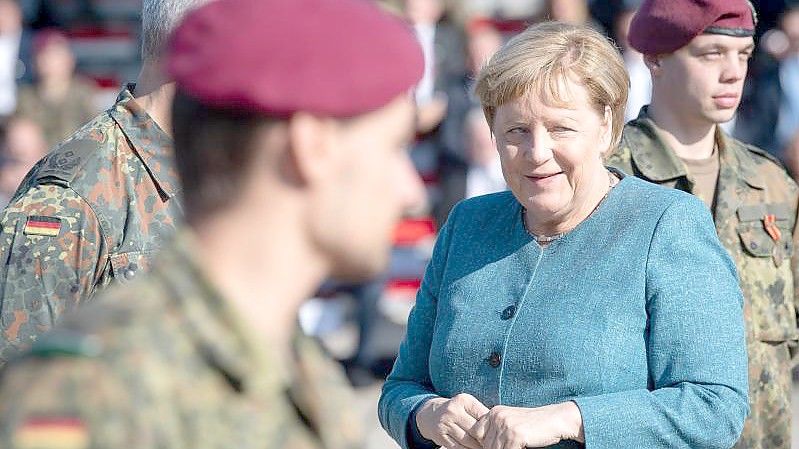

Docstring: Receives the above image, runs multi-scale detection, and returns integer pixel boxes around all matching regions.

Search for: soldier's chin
[708,109,737,125]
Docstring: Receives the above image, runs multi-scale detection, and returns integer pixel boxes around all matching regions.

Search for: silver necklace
[524,170,619,245]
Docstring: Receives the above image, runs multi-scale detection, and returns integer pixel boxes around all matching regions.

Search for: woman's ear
[600,105,613,155]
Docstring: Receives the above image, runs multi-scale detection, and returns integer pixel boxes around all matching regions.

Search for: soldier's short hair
[474,21,629,150]
[171,91,275,223]
[141,0,209,61]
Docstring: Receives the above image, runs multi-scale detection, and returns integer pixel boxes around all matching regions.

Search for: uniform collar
[625,106,688,181]
[717,129,766,189]
[154,231,287,397]
[108,84,179,200]
[626,106,765,189]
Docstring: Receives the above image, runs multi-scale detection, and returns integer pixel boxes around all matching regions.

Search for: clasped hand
[415,393,584,449]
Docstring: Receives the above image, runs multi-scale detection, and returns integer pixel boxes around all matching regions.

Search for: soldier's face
[315,95,423,281]
[492,77,612,231]
[653,34,754,125]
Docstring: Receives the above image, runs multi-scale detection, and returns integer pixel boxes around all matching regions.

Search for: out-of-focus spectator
[752,0,789,42]
[404,0,464,134]
[463,107,505,198]
[784,128,799,178]
[544,0,593,26]
[736,2,799,159]
[775,4,799,155]
[342,0,463,388]
[0,116,46,206]
[15,29,97,147]
[0,0,32,120]
[614,1,651,122]
[434,18,502,225]
[465,18,504,74]
[450,0,544,23]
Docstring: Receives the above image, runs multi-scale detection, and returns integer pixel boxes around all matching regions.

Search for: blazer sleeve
[791,196,799,365]
[573,194,750,449]
[378,204,457,449]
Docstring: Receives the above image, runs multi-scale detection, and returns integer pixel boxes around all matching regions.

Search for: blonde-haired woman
[378,22,748,449]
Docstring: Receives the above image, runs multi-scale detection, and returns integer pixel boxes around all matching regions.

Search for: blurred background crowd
[2,0,799,445]
[3,0,799,212]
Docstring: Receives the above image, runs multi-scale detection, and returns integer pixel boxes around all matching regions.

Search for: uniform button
[750,241,758,250]
[501,305,517,320]
[124,266,137,280]
[487,352,501,368]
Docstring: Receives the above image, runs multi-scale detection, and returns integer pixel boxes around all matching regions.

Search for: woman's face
[492,76,611,229]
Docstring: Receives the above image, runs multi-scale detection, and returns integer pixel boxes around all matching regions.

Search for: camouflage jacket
[606,107,799,449]
[0,231,363,449]
[0,85,182,364]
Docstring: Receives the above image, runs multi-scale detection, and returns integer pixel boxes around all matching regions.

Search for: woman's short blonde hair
[475,21,629,149]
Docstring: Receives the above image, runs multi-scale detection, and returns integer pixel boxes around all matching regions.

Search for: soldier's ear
[286,112,338,187]
[643,54,662,76]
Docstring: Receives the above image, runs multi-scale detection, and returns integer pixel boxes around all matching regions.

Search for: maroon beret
[629,0,757,55]
[167,0,424,118]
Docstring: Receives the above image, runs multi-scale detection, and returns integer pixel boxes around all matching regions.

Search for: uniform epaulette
[29,110,113,186]
[31,138,98,186]
[618,120,656,150]
[743,143,785,167]
[26,331,103,359]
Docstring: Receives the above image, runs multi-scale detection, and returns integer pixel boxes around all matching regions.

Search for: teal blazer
[378,173,749,449]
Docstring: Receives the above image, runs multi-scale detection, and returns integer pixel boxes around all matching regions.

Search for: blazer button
[501,305,517,320]
[487,352,501,368]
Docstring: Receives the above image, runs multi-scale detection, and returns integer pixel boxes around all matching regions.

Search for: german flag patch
[23,216,62,237]
[13,417,89,449]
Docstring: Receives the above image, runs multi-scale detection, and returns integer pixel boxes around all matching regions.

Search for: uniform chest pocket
[737,203,794,259]
[736,203,797,342]
[109,250,155,284]
[737,226,792,258]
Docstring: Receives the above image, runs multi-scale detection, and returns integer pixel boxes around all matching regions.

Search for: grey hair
[141,0,209,61]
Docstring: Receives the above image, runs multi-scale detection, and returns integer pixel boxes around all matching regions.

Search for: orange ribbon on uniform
[763,214,782,242]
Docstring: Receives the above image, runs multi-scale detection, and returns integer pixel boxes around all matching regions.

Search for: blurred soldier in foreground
[606,0,799,447]
[0,0,424,447]
[0,0,210,364]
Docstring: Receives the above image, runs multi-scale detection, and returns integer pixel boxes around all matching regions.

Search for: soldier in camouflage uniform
[606,1,798,447]
[0,0,425,447]
[0,234,365,449]
[0,0,210,363]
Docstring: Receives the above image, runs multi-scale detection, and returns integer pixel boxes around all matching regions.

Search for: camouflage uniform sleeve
[0,184,107,364]
[0,355,138,449]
